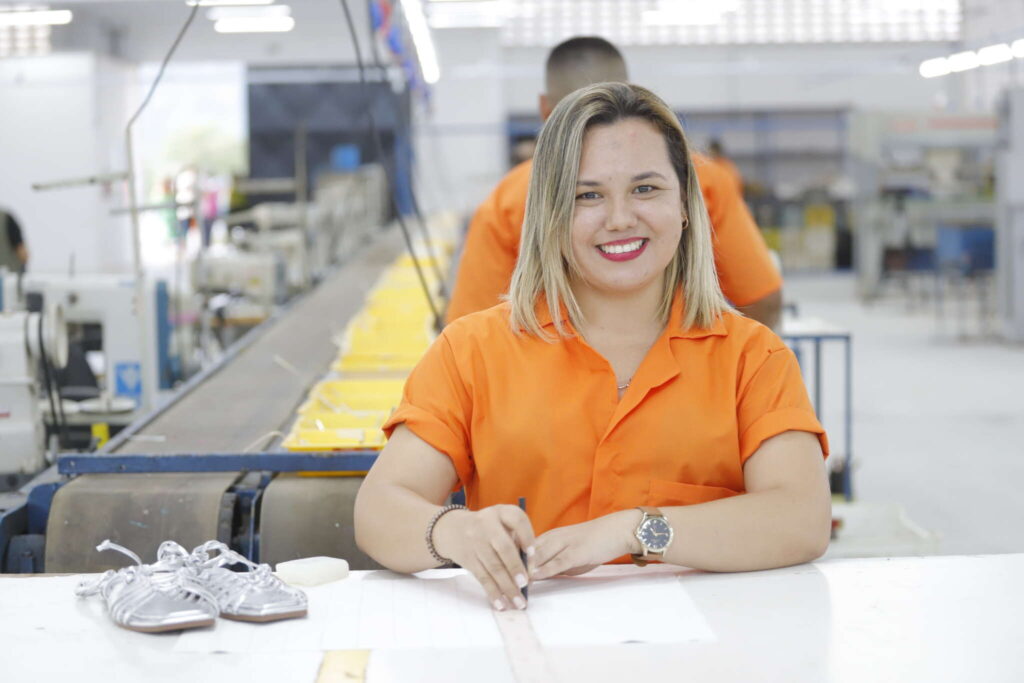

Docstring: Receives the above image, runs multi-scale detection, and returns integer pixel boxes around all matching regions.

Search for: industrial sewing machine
[19,274,174,417]
[0,275,67,486]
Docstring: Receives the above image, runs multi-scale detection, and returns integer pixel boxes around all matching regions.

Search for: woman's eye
[635,184,657,194]
[576,191,600,200]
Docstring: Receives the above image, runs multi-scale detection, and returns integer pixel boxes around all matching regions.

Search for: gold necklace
[617,380,631,391]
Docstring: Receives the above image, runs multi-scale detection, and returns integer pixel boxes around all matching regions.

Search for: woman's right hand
[432,505,535,611]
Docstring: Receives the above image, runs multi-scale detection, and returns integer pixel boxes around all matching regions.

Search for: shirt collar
[536,288,729,339]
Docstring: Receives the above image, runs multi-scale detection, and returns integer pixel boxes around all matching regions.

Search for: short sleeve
[697,158,782,307]
[382,332,475,487]
[736,346,829,464]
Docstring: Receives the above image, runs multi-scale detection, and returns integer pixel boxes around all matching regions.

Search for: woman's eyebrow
[576,171,668,186]
[632,171,668,182]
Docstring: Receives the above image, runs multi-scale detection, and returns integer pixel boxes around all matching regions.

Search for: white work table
[3,554,1022,683]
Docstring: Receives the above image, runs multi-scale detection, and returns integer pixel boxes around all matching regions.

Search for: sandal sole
[117,617,216,633]
[220,608,308,623]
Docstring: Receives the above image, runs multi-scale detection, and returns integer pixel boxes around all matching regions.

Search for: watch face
[639,517,672,551]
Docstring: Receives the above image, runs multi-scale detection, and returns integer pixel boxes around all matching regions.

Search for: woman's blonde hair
[508,82,730,338]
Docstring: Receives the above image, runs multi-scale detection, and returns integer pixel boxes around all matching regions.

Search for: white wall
[0,53,133,274]
[416,28,507,214]
[503,43,957,114]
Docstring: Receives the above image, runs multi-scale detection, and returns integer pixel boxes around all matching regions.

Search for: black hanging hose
[338,0,444,332]
[36,312,68,451]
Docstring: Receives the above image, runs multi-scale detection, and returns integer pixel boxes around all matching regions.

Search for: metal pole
[124,130,156,413]
[844,336,853,501]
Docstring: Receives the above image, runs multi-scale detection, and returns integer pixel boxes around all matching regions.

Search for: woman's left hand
[528,511,637,581]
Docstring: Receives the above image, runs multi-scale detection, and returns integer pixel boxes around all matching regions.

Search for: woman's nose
[605,196,637,231]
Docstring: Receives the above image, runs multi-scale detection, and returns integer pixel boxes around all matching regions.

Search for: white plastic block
[274,556,350,586]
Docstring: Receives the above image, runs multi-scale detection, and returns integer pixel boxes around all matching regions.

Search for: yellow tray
[332,354,423,373]
[281,427,387,451]
[293,411,388,431]
[300,379,406,414]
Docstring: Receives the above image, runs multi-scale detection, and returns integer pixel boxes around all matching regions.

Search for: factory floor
[786,272,1024,557]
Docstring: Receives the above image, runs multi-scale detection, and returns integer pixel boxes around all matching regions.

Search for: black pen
[518,496,529,600]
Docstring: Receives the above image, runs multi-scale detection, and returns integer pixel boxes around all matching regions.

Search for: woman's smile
[596,237,649,261]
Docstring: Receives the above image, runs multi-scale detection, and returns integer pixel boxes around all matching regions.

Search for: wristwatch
[631,506,673,566]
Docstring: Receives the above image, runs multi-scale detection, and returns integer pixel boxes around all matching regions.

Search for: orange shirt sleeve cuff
[383,404,474,490]
[738,407,830,465]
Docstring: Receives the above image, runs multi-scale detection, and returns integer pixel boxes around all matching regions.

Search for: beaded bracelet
[425,504,467,567]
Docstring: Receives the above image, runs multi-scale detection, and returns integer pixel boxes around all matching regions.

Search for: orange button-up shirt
[385,293,828,541]
[445,153,781,323]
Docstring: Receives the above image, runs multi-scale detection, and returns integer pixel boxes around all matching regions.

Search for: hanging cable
[338,0,444,332]
[37,312,68,450]
[126,5,199,130]
[363,1,447,297]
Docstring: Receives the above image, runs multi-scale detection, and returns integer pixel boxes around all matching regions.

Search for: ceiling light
[1013,39,1024,58]
[977,43,1012,66]
[213,16,295,32]
[919,57,950,78]
[947,50,979,72]
[207,4,290,21]
[0,9,72,27]
[188,0,274,6]
[401,0,441,84]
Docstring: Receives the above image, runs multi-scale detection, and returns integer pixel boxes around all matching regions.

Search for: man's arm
[696,156,783,330]
[445,163,531,324]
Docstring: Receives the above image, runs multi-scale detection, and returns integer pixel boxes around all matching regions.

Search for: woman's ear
[681,213,690,230]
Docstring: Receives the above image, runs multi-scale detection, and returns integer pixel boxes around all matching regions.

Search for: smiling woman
[354,82,832,616]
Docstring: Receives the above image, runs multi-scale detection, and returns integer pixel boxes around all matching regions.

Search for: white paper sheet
[173,569,714,653]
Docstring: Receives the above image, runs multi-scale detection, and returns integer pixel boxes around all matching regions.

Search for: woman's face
[569,117,685,301]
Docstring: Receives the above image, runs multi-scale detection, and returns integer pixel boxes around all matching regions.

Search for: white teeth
[598,239,644,255]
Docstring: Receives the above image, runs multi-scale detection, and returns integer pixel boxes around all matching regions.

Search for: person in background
[1,208,29,273]
[708,138,744,195]
[446,36,783,331]
[355,83,830,612]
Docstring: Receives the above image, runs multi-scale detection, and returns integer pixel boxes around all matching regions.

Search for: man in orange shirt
[447,36,782,329]
[708,138,744,194]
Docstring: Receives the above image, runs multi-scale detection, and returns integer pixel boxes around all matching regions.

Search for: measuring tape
[493,609,559,683]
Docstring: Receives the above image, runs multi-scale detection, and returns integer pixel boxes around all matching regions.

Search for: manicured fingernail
[526,546,535,557]
[515,574,528,588]
[493,599,506,611]
[513,596,527,610]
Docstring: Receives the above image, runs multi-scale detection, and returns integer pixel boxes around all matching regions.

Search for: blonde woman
[355,83,830,612]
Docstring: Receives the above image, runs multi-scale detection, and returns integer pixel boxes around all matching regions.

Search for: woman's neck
[572,277,666,342]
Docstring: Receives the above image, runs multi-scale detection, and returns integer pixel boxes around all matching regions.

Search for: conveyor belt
[111,228,405,455]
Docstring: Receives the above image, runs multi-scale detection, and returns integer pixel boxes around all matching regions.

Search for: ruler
[493,609,559,683]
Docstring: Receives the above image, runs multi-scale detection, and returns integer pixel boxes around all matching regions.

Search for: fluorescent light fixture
[919,57,950,78]
[427,0,504,28]
[400,0,441,84]
[947,50,980,72]
[188,0,274,6]
[1013,39,1024,58]
[0,9,72,27]
[207,4,290,21]
[977,43,1012,65]
[643,1,740,27]
[214,16,295,32]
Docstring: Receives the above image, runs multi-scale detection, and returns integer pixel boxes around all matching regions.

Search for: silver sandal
[187,540,308,623]
[75,540,218,633]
